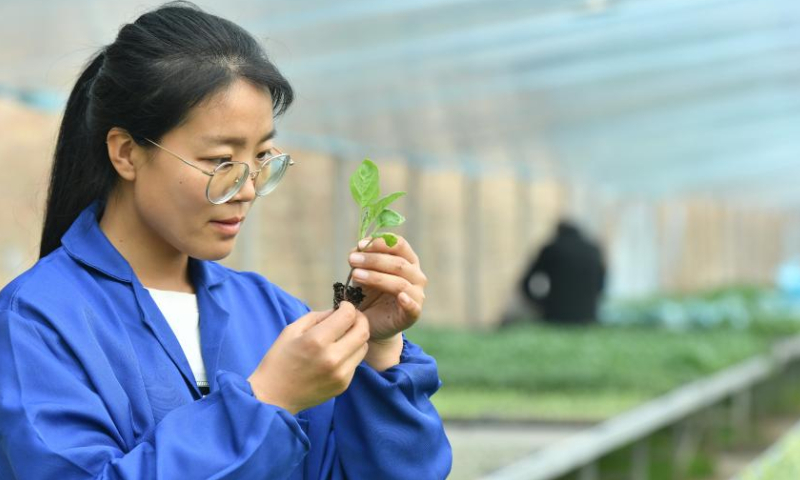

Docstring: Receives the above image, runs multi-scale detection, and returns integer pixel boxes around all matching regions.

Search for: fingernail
[353,269,368,280]
[349,253,365,265]
[358,239,370,250]
[399,292,411,304]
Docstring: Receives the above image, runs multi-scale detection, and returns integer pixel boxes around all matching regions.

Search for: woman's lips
[210,218,243,236]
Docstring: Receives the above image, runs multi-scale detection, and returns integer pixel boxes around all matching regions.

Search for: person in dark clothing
[519,220,606,324]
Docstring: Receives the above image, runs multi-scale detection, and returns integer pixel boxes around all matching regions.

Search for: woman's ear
[106,128,141,181]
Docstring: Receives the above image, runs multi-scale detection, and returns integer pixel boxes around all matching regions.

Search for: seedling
[333,159,406,309]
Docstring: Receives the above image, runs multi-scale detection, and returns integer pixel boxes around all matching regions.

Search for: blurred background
[2,0,800,478]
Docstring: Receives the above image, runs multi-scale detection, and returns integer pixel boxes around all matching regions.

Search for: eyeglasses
[144,138,294,204]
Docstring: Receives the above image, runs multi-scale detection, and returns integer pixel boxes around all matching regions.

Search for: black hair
[39,1,293,258]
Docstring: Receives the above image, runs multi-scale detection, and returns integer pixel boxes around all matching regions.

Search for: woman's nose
[230,168,257,203]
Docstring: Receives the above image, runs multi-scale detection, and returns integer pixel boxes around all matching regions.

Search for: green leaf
[367,191,405,228]
[377,209,405,228]
[370,191,406,216]
[376,232,398,247]
[350,159,380,208]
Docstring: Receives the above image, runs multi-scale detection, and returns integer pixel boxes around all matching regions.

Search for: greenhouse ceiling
[1,0,798,203]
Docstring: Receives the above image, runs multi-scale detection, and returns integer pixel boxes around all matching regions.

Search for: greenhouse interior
[1,0,800,478]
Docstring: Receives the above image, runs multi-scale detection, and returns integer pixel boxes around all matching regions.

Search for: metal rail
[482,335,800,480]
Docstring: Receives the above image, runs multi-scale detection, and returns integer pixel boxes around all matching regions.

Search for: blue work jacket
[0,202,452,479]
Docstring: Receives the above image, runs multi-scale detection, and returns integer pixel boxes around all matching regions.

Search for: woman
[0,3,452,479]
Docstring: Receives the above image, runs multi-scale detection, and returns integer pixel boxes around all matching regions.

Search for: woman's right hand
[247,302,370,414]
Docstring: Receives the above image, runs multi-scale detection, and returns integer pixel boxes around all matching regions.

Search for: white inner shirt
[146,288,208,391]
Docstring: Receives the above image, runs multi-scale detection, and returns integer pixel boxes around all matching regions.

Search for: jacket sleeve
[331,337,453,480]
[0,309,309,480]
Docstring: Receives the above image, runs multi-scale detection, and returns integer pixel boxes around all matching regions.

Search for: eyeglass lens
[254,155,290,196]
[207,163,248,204]
[206,155,291,204]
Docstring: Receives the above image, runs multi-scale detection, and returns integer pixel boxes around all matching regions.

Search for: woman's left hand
[347,235,427,366]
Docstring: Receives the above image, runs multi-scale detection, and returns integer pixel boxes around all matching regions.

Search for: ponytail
[39,51,116,258]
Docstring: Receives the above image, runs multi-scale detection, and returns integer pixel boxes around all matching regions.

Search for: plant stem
[343,269,355,290]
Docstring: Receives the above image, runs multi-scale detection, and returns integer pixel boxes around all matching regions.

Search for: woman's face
[130,79,276,261]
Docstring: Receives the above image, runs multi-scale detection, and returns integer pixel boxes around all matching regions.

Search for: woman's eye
[256,151,271,162]
[205,157,231,166]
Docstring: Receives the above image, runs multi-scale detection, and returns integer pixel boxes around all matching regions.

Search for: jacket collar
[61,200,229,288]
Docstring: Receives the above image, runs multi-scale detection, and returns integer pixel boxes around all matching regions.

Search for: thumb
[291,309,335,334]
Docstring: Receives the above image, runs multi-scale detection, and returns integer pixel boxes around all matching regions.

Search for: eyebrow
[201,130,276,147]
